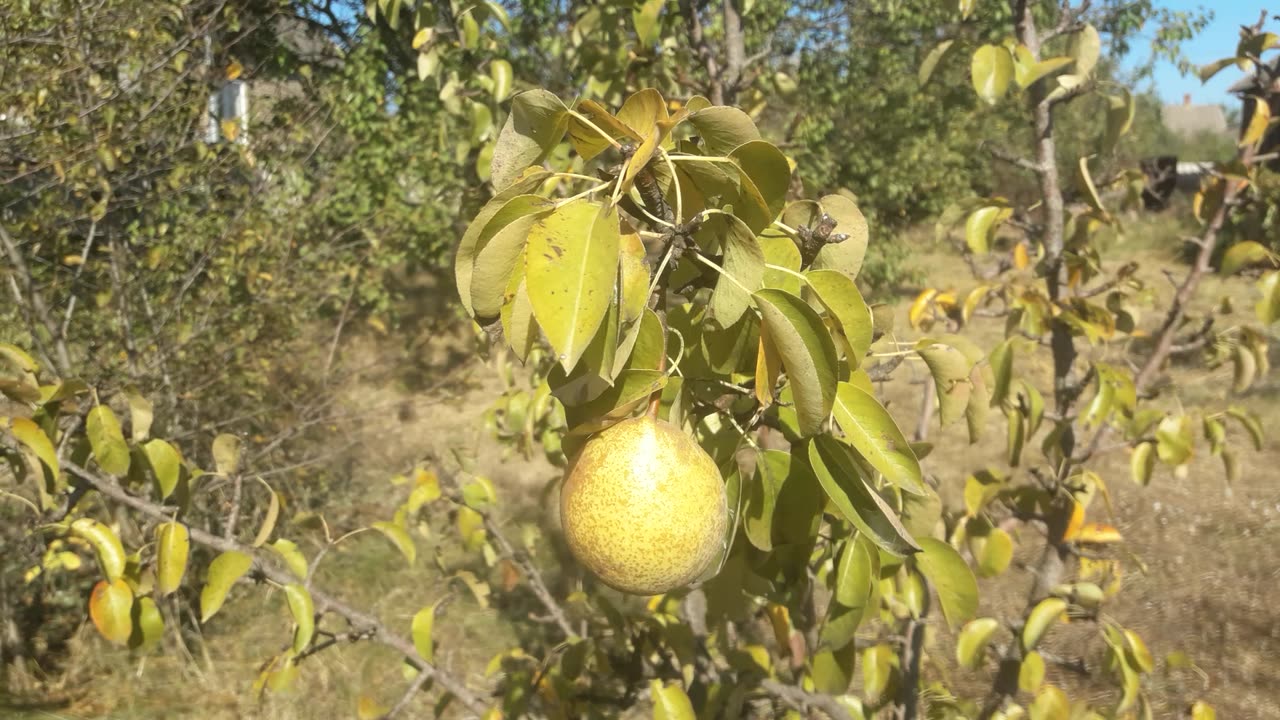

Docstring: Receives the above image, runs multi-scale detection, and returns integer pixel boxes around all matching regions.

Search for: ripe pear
[560,415,727,595]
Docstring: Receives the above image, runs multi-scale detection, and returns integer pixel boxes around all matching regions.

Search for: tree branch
[61,461,490,718]
[761,679,855,720]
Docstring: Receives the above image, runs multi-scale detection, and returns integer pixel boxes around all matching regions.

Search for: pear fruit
[560,415,727,595]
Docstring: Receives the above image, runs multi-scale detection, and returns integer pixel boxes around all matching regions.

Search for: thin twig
[61,461,489,717]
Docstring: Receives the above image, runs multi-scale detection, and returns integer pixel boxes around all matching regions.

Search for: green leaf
[489,59,512,102]
[372,521,417,567]
[284,584,315,654]
[90,579,134,645]
[831,382,925,495]
[252,481,280,547]
[1013,47,1074,89]
[201,550,253,622]
[526,200,621,372]
[707,214,765,328]
[1255,271,1280,324]
[916,340,974,425]
[1130,441,1155,486]
[1198,57,1238,83]
[761,232,803,295]
[632,0,665,45]
[686,106,760,156]
[564,369,666,434]
[155,522,189,596]
[8,418,58,484]
[964,205,1010,254]
[807,436,920,556]
[1155,414,1193,466]
[87,405,131,476]
[729,140,791,234]
[122,387,153,443]
[1226,406,1264,450]
[142,439,181,500]
[470,195,554,318]
[1102,88,1135,154]
[956,617,1000,669]
[1021,597,1067,651]
[1221,241,1274,275]
[268,539,308,580]
[919,39,955,86]
[651,679,695,720]
[1030,685,1069,720]
[810,645,857,694]
[806,269,872,367]
[811,194,869,281]
[1020,650,1046,692]
[862,644,896,705]
[987,339,1014,407]
[754,290,838,437]
[1069,24,1101,76]
[412,602,438,662]
[69,518,126,582]
[745,449,787,551]
[971,44,1014,105]
[976,527,1013,577]
[500,266,538,362]
[834,534,878,611]
[128,596,164,652]
[489,90,568,191]
[212,433,241,476]
[456,169,553,317]
[915,538,978,628]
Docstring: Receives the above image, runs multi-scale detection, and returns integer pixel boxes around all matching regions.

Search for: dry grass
[10,212,1279,718]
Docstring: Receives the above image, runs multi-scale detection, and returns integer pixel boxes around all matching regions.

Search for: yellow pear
[560,415,727,595]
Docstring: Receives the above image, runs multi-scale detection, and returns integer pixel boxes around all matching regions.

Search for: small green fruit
[560,415,727,595]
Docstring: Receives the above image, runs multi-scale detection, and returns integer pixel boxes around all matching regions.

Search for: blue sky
[1123,2,1273,107]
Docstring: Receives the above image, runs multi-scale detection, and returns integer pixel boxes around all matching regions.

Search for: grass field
[6,212,1278,719]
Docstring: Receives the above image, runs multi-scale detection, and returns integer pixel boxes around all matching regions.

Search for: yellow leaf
[226,60,243,80]
[63,254,84,266]
[1013,242,1030,269]
[1074,522,1123,544]
[909,288,938,329]
[220,119,240,142]
[89,578,134,644]
[1062,501,1085,541]
[1241,98,1271,148]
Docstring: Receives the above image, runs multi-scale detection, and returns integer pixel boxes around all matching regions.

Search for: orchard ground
[10,212,1278,719]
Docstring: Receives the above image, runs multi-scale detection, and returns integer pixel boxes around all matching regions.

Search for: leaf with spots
[526,200,621,372]
[489,90,567,190]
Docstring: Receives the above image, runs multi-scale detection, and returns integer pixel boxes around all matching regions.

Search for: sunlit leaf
[201,550,253,622]
[956,617,1000,669]
[412,601,439,662]
[128,596,164,651]
[1068,24,1101,76]
[808,436,920,556]
[685,106,760,156]
[971,45,1014,105]
[811,194,869,281]
[831,383,925,495]
[707,214,764,328]
[806,269,872,366]
[155,522,189,596]
[1220,241,1274,275]
[87,405,130,476]
[212,433,241,476]
[754,289,838,437]
[490,90,568,190]
[70,518,126,582]
[373,521,417,566]
[651,679,695,720]
[1021,597,1067,651]
[915,538,977,628]
[89,578,133,645]
[527,200,621,372]
[263,583,310,662]
[919,39,955,86]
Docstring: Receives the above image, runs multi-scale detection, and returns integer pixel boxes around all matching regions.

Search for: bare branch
[761,679,855,720]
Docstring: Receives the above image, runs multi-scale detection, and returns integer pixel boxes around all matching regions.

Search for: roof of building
[1162,102,1229,138]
